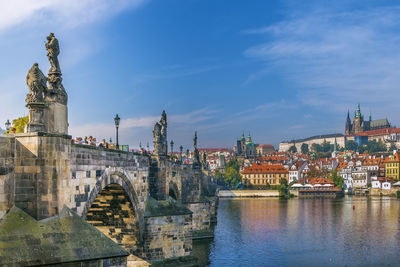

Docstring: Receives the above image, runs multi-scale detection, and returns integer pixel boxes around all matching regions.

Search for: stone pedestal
[25,102,48,133]
[46,70,68,134]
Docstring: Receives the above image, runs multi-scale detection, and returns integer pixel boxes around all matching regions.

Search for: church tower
[353,103,363,134]
[345,110,352,135]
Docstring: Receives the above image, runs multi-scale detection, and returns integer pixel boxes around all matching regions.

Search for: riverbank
[218,190,279,198]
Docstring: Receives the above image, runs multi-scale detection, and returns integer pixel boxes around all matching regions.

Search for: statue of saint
[45,33,60,73]
[193,131,198,149]
[153,122,161,144]
[160,110,167,139]
[26,63,47,103]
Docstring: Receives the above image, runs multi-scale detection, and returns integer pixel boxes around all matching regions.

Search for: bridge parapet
[0,137,15,218]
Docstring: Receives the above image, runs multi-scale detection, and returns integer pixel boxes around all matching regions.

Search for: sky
[0,0,399,150]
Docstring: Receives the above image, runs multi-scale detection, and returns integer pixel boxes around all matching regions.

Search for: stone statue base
[25,102,48,133]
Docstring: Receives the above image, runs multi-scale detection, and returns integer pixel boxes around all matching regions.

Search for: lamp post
[179,145,183,162]
[5,119,11,132]
[114,114,120,150]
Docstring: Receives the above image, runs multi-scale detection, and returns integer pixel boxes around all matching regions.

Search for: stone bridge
[0,34,217,265]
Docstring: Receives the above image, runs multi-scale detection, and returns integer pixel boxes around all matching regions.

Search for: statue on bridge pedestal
[193,131,201,166]
[26,63,47,104]
[153,110,168,157]
[45,33,67,105]
[25,63,48,132]
[45,33,61,73]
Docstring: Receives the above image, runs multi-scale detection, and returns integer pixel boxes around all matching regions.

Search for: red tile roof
[242,163,288,174]
[347,127,400,137]
[307,177,334,185]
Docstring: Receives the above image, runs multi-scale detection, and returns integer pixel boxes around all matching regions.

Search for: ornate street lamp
[170,140,174,154]
[114,114,120,150]
[180,145,183,162]
[5,119,11,132]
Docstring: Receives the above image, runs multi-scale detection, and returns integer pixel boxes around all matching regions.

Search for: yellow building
[384,151,400,180]
[241,163,288,186]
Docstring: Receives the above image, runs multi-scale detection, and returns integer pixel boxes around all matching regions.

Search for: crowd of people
[72,136,116,149]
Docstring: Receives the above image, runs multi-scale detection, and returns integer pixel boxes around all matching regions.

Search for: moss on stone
[0,206,129,266]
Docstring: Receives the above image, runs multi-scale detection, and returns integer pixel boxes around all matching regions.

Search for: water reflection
[193,197,400,267]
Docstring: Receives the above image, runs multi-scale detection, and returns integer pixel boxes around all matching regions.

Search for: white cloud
[244,5,400,126]
[0,0,147,32]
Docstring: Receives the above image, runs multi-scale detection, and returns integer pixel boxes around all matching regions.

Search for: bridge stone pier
[0,34,218,266]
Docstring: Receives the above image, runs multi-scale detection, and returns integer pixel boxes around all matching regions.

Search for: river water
[192,197,400,267]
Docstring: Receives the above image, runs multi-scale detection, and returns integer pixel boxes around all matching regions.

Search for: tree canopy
[358,140,386,154]
[288,145,297,153]
[345,140,358,151]
[215,158,241,188]
[7,115,28,134]
[329,169,344,188]
[301,143,309,154]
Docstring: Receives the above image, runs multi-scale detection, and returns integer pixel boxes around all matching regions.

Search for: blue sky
[0,0,399,149]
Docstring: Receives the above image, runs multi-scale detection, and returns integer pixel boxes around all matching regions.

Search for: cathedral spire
[345,110,352,135]
[356,103,361,118]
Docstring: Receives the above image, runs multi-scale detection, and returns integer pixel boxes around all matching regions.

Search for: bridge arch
[168,181,181,202]
[82,168,143,254]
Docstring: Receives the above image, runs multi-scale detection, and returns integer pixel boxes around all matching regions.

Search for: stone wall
[279,136,346,152]
[370,188,399,196]
[143,214,192,261]
[69,144,149,217]
[14,133,71,220]
[186,202,211,232]
[0,137,14,218]
[218,189,280,198]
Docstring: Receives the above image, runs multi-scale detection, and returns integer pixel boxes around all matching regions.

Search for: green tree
[329,169,344,188]
[224,167,241,187]
[311,143,323,153]
[226,157,239,172]
[366,140,386,154]
[321,141,333,153]
[301,143,309,154]
[7,115,28,134]
[278,179,288,196]
[388,144,397,152]
[288,145,297,153]
[345,140,358,151]
[215,158,242,188]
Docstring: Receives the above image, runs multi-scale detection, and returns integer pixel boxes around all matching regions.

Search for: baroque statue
[26,63,47,104]
[45,33,61,73]
[153,122,162,144]
[193,131,198,149]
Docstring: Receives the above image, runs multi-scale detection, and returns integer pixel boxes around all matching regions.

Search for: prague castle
[345,104,391,135]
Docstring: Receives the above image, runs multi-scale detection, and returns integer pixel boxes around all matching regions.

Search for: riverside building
[241,163,288,186]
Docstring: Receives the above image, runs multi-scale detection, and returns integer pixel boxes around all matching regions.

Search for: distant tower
[345,110,352,135]
[353,103,363,134]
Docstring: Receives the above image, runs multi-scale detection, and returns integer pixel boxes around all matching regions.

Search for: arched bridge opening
[86,183,139,253]
[83,170,143,255]
[168,182,180,202]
